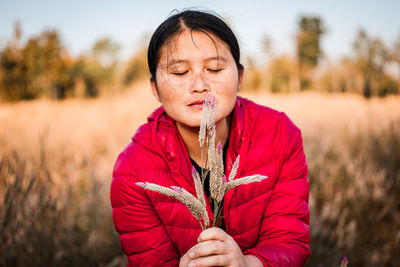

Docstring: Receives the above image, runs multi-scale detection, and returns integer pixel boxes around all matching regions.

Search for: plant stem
[212,201,220,227]
[201,145,204,182]
[212,201,225,228]
[204,137,209,171]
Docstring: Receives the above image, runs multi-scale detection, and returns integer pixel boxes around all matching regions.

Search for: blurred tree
[317,58,362,94]
[262,35,274,60]
[91,37,120,69]
[0,45,26,100]
[87,37,120,96]
[23,30,72,99]
[392,34,400,84]
[268,55,297,93]
[0,22,25,101]
[69,37,120,98]
[0,26,73,101]
[242,56,262,91]
[123,47,149,86]
[353,29,395,97]
[260,35,274,92]
[13,21,22,48]
[296,16,325,90]
[0,23,125,101]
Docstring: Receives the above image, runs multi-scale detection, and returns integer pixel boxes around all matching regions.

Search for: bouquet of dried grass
[136,94,267,229]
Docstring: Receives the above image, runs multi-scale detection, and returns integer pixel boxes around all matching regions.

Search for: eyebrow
[205,56,228,63]
[166,56,228,66]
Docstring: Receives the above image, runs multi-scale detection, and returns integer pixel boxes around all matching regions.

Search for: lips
[189,100,204,106]
[188,100,204,109]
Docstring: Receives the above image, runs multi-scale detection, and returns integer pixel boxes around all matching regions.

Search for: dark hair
[147,9,243,80]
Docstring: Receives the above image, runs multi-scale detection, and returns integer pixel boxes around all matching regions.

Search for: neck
[177,116,231,167]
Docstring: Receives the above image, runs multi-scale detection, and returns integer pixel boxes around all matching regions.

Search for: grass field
[1,81,399,266]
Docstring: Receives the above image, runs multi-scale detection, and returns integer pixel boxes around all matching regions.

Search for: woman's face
[150,30,243,128]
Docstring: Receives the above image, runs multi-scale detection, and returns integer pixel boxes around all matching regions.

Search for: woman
[111,9,310,266]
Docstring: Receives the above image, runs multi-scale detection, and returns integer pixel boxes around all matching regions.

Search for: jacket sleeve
[244,112,311,266]
[110,148,180,266]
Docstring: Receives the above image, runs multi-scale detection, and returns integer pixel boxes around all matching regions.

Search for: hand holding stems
[179,227,263,267]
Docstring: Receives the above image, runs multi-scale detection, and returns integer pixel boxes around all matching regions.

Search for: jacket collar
[146,97,247,224]
[147,97,246,184]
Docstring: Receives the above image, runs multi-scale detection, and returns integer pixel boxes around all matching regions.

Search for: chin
[187,121,201,128]
[177,119,201,129]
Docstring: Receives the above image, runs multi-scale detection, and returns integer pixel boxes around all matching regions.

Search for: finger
[188,240,229,259]
[179,250,192,267]
[188,254,228,267]
[197,227,230,243]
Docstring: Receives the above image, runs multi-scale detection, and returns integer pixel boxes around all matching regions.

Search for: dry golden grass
[1,82,398,163]
[1,81,399,266]
[240,91,400,138]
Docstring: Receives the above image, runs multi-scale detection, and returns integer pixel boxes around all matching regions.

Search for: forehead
[158,30,232,64]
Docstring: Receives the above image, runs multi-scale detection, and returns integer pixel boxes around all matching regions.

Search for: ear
[150,76,161,102]
[237,67,244,92]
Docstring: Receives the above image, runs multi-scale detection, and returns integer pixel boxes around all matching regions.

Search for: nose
[190,73,209,94]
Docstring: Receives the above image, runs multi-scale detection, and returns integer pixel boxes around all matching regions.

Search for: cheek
[159,90,176,104]
[216,89,237,116]
[215,78,239,98]
[156,79,177,102]
[156,75,188,100]
[219,69,239,89]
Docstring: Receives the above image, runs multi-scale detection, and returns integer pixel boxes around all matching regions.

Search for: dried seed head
[207,123,216,170]
[209,141,225,203]
[192,166,206,207]
[228,155,240,182]
[217,142,223,154]
[209,172,219,200]
[199,101,209,147]
[136,182,209,228]
[135,182,146,188]
[225,175,268,192]
[205,92,210,103]
[192,166,199,179]
[208,123,216,143]
[171,185,183,194]
[199,93,216,147]
[136,182,180,198]
[176,187,210,228]
[215,142,224,181]
[216,175,227,203]
[207,96,216,130]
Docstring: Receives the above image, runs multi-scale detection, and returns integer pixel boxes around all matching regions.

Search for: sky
[1,0,399,67]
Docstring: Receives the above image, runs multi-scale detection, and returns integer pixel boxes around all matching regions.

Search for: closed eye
[172,71,188,76]
[208,69,223,73]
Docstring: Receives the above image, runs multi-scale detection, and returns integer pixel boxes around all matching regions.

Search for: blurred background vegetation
[0,11,400,267]
[1,15,400,101]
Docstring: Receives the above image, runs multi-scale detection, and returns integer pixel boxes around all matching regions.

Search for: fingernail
[188,262,196,267]
[189,252,195,258]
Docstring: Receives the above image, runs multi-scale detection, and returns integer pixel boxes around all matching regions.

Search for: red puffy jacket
[111,96,310,266]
